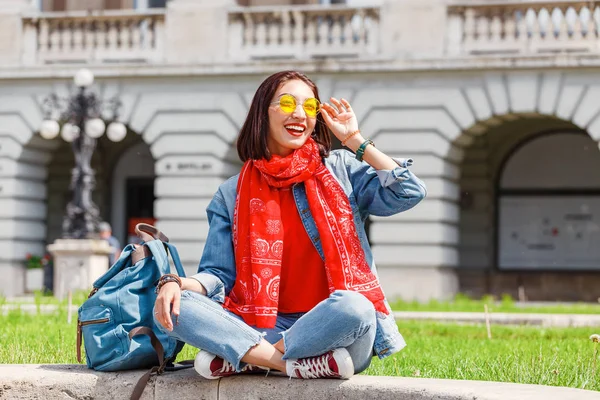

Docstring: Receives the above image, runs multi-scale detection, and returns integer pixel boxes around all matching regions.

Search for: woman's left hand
[321,97,359,143]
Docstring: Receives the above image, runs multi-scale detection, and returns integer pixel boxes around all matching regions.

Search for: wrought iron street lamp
[39,69,127,240]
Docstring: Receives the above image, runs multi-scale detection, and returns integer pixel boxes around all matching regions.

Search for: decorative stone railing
[21,10,165,65]
[227,5,380,61]
[16,1,600,67]
[446,0,600,56]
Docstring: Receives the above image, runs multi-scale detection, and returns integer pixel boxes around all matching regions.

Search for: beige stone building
[1,0,599,301]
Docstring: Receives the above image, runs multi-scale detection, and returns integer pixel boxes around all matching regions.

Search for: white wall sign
[498,196,600,269]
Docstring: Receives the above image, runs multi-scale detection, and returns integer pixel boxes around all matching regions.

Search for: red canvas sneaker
[285,348,354,379]
[194,350,267,379]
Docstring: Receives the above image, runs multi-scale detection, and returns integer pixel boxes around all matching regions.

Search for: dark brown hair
[237,71,331,161]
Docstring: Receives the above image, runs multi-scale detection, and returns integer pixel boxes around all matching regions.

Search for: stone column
[153,145,240,277]
[165,0,236,64]
[47,239,112,300]
[0,96,47,298]
[351,85,474,302]
[0,0,35,67]
[368,132,461,301]
[128,89,246,277]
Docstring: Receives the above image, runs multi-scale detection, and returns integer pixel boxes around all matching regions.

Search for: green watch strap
[355,139,374,162]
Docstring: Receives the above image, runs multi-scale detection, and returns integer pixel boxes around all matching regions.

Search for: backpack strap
[127,327,193,400]
[128,326,167,400]
[145,239,172,276]
[135,223,186,277]
[164,242,186,277]
[135,223,169,243]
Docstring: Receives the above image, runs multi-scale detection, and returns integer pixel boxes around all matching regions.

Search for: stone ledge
[1,365,599,400]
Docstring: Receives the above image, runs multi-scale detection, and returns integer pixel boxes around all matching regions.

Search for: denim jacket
[190,149,427,359]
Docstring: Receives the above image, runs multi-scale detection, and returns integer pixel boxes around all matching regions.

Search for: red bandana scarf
[223,138,388,328]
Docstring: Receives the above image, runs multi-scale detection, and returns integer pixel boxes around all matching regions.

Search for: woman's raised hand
[320,97,359,143]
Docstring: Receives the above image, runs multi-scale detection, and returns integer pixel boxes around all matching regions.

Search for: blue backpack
[76,223,190,391]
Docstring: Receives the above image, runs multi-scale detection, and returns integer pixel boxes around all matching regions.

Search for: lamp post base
[47,239,112,300]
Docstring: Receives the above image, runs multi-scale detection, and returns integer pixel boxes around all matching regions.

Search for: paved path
[1,303,78,315]
[392,311,600,327]
[1,364,599,400]
[3,303,600,327]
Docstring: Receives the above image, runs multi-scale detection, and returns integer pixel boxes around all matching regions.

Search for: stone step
[0,364,598,400]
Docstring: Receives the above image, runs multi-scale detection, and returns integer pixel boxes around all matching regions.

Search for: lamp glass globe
[61,123,79,143]
[106,122,127,142]
[74,69,94,87]
[39,120,60,140]
[85,118,106,139]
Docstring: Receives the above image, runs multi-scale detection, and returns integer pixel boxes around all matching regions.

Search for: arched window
[497,131,600,270]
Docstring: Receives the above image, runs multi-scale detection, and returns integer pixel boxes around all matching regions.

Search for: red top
[277,187,330,313]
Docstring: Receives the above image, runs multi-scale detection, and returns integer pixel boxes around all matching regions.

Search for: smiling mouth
[284,124,306,137]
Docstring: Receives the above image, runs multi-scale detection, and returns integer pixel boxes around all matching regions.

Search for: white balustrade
[447,1,600,56]
[22,10,165,65]
[21,2,600,66]
[228,5,380,60]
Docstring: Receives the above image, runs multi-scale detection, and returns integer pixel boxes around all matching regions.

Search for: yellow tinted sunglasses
[271,94,320,118]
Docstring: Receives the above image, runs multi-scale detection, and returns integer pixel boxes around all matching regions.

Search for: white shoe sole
[331,348,354,379]
[194,350,220,380]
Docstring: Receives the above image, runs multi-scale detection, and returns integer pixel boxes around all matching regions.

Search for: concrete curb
[392,311,600,327]
[1,365,599,400]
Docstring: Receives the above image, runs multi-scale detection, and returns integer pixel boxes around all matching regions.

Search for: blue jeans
[155,290,377,374]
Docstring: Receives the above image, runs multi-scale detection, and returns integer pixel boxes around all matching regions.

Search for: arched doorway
[457,119,600,301]
[110,140,155,246]
[495,131,600,300]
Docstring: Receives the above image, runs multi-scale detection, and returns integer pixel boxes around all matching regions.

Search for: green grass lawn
[1,308,598,392]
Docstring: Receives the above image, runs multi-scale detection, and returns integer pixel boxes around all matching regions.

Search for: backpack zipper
[79,317,110,327]
[76,317,110,363]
